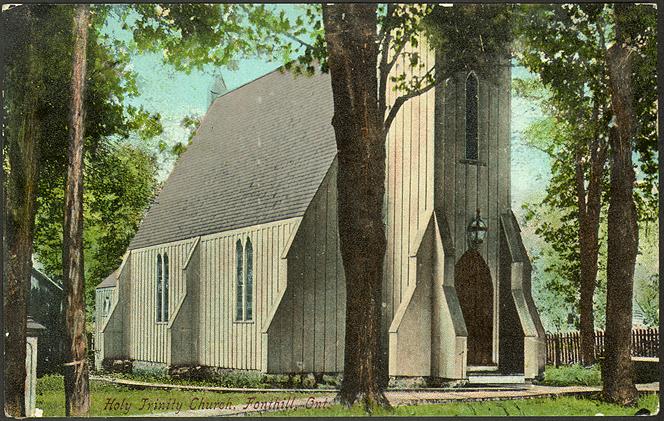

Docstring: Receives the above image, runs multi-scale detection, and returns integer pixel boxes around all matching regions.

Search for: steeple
[208,74,228,107]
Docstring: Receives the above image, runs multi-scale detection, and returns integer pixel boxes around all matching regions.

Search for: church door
[455,249,494,366]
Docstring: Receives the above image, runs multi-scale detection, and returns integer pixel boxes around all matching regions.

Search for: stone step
[466,374,526,384]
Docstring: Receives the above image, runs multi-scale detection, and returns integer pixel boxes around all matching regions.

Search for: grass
[540,364,602,386]
[36,375,317,417]
[37,365,658,417]
[264,394,660,417]
[99,370,339,389]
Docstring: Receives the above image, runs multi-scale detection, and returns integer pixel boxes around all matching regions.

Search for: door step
[467,365,499,372]
[466,374,526,385]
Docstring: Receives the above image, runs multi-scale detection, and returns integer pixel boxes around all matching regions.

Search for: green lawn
[37,373,660,417]
[264,394,660,417]
[540,364,602,386]
[36,375,315,417]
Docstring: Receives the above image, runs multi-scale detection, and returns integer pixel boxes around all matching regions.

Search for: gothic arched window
[156,254,163,322]
[163,253,169,321]
[236,239,244,321]
[245,238,253,321]
[465,72,479,160]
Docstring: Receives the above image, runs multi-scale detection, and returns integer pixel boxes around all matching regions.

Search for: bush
[541,364,602,386]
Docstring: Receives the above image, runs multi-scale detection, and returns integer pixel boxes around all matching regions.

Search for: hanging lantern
[467,208,488,248]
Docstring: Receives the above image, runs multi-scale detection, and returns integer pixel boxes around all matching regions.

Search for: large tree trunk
[322,3,389,410]
[602,3,638,406]
[63,4,90,416]
[3,7,42,416]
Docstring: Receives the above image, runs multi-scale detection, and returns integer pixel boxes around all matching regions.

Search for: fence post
[554,334,561,367]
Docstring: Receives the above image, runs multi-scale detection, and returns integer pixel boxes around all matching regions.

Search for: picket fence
[545,328,659,366]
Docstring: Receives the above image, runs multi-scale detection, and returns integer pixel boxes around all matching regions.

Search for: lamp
[467,208,487,248]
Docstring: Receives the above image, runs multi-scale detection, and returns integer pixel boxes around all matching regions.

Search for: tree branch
[378,4,396,123]
[383,65,439,134]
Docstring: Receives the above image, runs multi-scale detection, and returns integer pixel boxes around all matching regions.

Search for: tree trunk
[602,3,638,406]
[3,9,42,415]
[322,3,389,410]
[63,4,90,416]
[575,133,606,367]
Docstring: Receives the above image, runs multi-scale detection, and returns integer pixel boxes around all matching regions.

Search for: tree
[601,2,657,406]
[62,4,91,415]
[127,3,512,408]
[3,4,161,416]
[34,144,160,327]
[514,4,657,369]
[2,6,44,416]
[515,4,612,365]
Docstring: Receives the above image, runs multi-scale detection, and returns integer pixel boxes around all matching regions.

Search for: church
[95,42,546,383]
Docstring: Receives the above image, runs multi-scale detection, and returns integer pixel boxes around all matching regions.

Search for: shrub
[541,364,602,386]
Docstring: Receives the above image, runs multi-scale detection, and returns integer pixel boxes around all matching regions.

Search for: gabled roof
[128,69,337,250]
[97,269,118,289]
[30,267,62,291]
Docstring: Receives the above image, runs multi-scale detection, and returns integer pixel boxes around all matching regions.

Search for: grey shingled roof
[128,69,337,250]
[97,269,118,289]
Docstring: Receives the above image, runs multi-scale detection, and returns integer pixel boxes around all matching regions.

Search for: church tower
[433,52,546,379]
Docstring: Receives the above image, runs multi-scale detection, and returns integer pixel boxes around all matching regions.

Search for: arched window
[163,253,169,321]
[103,296,111,315]
[245,238,253,321]
[465,72,479,160]
[156,254,163,322]
[156,252,169,322]
[235,240,244,321]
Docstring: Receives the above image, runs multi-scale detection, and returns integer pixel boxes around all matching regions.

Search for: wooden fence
[546,328,659,366]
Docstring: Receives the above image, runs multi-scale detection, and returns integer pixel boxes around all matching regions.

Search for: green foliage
[170,114,202,157]
[635,273,659,327]
[514,4,657,332]
[34,144,159,324]
[3,5,163,327]
[541,364,602,387]
[423,4,514,80]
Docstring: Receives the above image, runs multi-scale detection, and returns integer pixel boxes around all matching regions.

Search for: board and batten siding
[435,56,512,364]
[94,286,115,369]
[128,238,197,364]
[197,217,299,370]
[383,42,436,341]
[264,159,345,374]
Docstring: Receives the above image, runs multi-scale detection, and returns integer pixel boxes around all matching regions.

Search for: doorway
[455,249,494,366]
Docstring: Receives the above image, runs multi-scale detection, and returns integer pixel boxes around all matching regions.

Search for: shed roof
[128,69,336,250]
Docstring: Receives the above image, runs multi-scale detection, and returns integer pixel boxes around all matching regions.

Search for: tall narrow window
[163,253,169,321]
[465,72,479,160]
[156,254,163,322]
[236,240,244,321]
[245,238,253,321]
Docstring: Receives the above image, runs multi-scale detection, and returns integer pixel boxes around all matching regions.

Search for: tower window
[465,72,479,161]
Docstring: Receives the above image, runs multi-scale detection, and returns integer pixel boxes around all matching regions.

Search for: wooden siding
[435,58,512,364]
[197,217,299,370]
[264,160,345,373]
[128,238,197,364]
[383,42,436,342]
[94,287,114,369]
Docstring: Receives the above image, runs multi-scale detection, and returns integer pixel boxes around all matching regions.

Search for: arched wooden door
[455,249,494,366]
